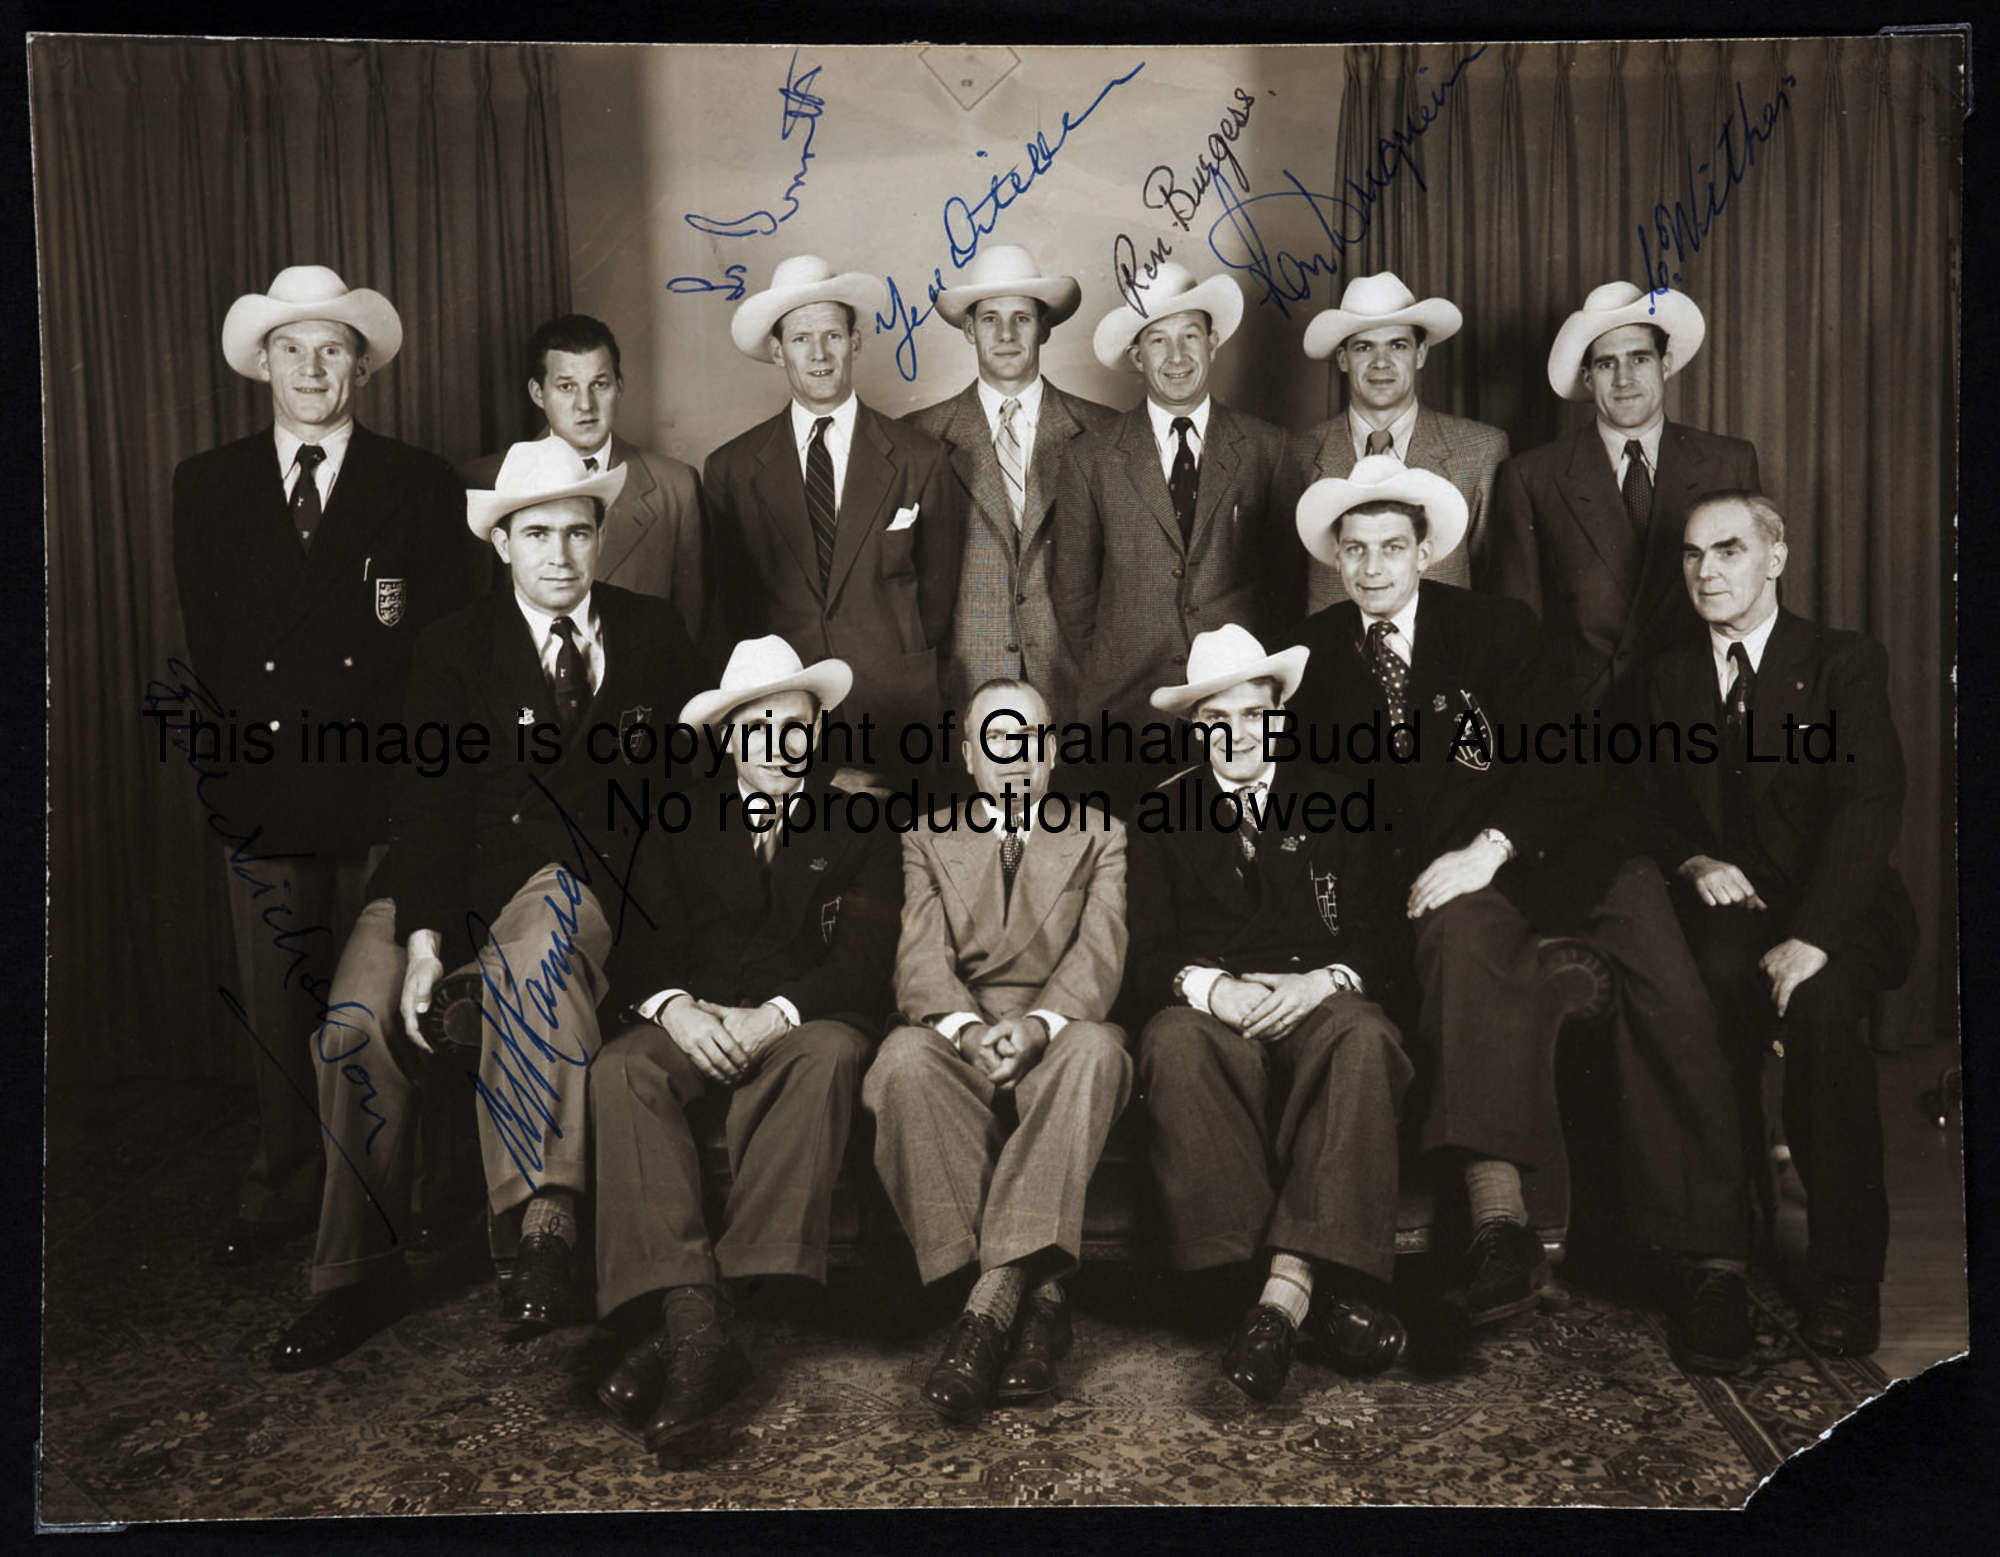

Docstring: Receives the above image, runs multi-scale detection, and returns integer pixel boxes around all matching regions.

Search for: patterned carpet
[40,1082,1889,1520]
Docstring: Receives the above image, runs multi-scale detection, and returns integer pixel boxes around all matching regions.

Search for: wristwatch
[1477,827,1515,861]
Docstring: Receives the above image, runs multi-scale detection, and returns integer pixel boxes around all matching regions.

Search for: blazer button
[1005,642,1020,653]
[264,660,276,672]
[342,656,354,668]
[1172,566,1185,579]
[267,719,280,732]
[510,812,522,825]
[1015,594,1026,605]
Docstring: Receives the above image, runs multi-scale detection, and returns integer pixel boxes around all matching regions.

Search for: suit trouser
[1137,996,1411,1284]
[864,1022,1132,1285]
[310,866,609,1294]
[591,1019,871,1317]
[1680,900,1891,1282]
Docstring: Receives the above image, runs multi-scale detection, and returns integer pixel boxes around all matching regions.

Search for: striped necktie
[805,415,837,588]
[995,397,1027,526]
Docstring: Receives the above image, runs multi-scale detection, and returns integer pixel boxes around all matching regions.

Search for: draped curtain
[1323,37,1959,1048]
[38,38,571,1084]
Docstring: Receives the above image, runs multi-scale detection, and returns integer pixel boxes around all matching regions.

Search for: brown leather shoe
[269,1272,411,1372]
[1304,1285,1407,1378]
[1669,1265,1755,1375]
[1463,1219,1550,1326]
[1222,1303,1297,1403]
[996,1297,1073,1402]
[597,1328,672,1426]
[502,1232,585,1330]
[1803,1277,1880,1357]
[643,1332,752,1449]
[921,1310,1009,1422]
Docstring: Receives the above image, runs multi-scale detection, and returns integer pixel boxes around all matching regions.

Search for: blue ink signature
[685,50,825,238]
[1636,75,1797,308]
[666,264,748,301]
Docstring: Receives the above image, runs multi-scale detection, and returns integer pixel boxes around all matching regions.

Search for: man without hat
[905,244,1117,718]
[172,265,480,1267]
[1285,271,1510,607]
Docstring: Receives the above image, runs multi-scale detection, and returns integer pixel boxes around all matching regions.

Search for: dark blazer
[1125,762,1406,1019]
[905,379,1117,714]
[1485,420,1761,710]
[1641,608,1917,975]
[171,421,478,857]
[1049,401,1298,729]
[383,582,705,967]
[610,781,902,1034]
[463,434,709,645]
[704,402,967,743]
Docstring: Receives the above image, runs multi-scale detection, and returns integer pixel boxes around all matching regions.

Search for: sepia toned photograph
[35,30,1963,1520]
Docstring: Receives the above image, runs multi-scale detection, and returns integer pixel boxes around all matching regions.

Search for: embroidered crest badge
[1432,692,1448,713]
[809,858,829,872]
[518,706,539,727]
[374,578,406,627]
[819,896,842,944]
[616,705,654,763]
[1310,866,1340,936]
[1280,835,1302,853]
[1451,690,1495,773]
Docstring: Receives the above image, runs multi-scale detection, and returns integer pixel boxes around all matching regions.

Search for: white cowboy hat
[221,265,403,379]
[1149,623,1310,717]
[465,437,627,541]
[1546,280,1706,401]
[1301,271,1462,360]
[729,255,890,361]
[1091,262,1244,369]
[1295,454,1469,567]
[933,243,1082,329]
[681,635,853,731]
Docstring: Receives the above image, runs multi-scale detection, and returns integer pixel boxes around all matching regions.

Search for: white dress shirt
[514,588,606,695]
[274,421,354,507]
[977,375,1044,446]
[934,801,1070,1046]
[1357,593,1423,666]
[1709,605,1780,698]
[1347,400,1421,463]
[1146,396,1211,485]
[1597,413,1665,490]
[790,395,859,510]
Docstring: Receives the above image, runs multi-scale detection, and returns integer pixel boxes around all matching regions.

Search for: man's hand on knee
[1759,937,1828,1018]
[1678,855,1770,912]
[1407,837,1508,918]
[707,1001,790,1067]
[1208,976,1266,1035]
[398,949,445,1054]
[658,994,749,1084]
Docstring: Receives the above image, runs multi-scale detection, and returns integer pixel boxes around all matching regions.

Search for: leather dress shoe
[1803,1277,1880,1357]
[598,1329,672,1427]
[1669,1265,1755,1374]
[1463,1219,1550,1327]
[212,1212,313,1268]
[1304,1286,1407,1378]
[921,1310,1009,1422]
[503,1232,584,1330]
[270,1275,411,1371]
[1222,1303,1298,1403]
[643,1332,752,1449]
[996,1297,1073,1402]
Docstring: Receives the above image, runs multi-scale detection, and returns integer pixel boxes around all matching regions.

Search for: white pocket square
[888,504,920,532]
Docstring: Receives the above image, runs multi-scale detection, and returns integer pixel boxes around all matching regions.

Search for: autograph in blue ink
[1636,75,1796,308]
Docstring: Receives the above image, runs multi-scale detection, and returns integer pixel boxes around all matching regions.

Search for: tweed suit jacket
[1284,405,1511,607]
[895,814,1129,1029]
[1049,401,1298,729]
[905,379,1117,714]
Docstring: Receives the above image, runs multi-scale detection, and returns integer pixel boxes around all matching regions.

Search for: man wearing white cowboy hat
[173,264,477,1268]
[905,244,1117,717]
[1128,625,1412,1405]
[1485,280,1761,712]
[1050,262,1296,776]
[462,313,708,643]
[1284,270,1510,605]
[269,436,705,1373]
[704,255,965,774]
[588,636,901,1444]
[1287,459,1759,1373]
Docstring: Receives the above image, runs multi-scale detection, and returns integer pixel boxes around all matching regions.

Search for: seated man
[588,638,900,1445]
[270,438,704,1369]
[1130,625,1412,1404]
[1645,492,1918,1356]
[863,678,1132,1422]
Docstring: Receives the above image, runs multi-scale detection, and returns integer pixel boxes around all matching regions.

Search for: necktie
[291,443,326,551]
[1365,428,1395,457]
[582,454,600,473]
[1722,643,1755,849]
[756,811,782,866]
[1168,416,1199,543]
[1621,438,1654,532]
[805,416,837,589]
[995,397,1027,527]
[1366,620,1415,758]
[550,615,587,732]
[1000,828,1024,912]
[1234,781,1266,867]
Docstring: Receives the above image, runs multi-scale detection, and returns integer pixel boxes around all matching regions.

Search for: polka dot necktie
[1001,828,1024,912]
[291,443,326,551]
[1168,417,1199,543]
[1367,619,1416,759]
[1621,439,1654,532]
[550,615,586,733]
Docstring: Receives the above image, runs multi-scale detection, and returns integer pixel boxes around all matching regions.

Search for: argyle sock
[521,1188,578,1248]
[1033,1279,1066,1309]
[1465,1159,1528,1228]
[1258,1251,1315,1329]
[662,1283,727,1345]
[966,1265,1029,1332]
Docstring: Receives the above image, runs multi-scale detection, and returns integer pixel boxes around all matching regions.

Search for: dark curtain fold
[36,37,572,1084]
[1331,37,1959,1048]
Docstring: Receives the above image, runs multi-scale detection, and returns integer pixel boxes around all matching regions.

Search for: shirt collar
[1710,604,1780,676]
[513,586,598,645]
[1597,413,1665,471]
[977,375,1044,433]
[1212,762,1276,794]
[791,395,858,449]
[738,775,805,811]
[564,429,616,467]
[1146,396,1211,450]
[1360,590,1423,656]
[978,793,1033,833]
[274,419,354,474]
[1348,399,1421,461]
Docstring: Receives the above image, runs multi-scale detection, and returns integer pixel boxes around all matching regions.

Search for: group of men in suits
[169,245,1911,1444]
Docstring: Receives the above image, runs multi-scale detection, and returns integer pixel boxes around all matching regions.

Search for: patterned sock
[966,1266,1029,1332]
[1465,1159,1527,1229]
[520,1189,578,1248]
[1259,1252,1314,1329]
[1033,1279,1067,1310]
[662,1283,726,1345]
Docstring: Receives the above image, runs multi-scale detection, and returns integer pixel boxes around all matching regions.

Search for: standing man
[864,679,1132,1422]
[1129,626,1412,1404]
[173,264,476,1267]
[705,255,966,773]
[1050,263,1296,768]
[268,438,705,1370]
[590,638,900,1444]
[1646,493,1917,1357]
[906,244,1118,717]
[463,314,708,644]
[1286,271,1509,607]
[1486,282,1761,712]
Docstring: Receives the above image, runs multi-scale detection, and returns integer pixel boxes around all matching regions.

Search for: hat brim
[933,274,1082,330]
[730,273,891,361]
[1150,644,1310,717]
[1547,290,1705,401]
[221,289,404,379]
[1302,297,1463,360]
[679,659,854,731]
[466,463,627,541]
[1296,467,1469,567]
[1091,276,1245,369]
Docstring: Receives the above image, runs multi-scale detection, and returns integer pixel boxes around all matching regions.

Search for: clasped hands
[657,994,791,1085]
[1211,968,1341,1043]
[952,1015,1051,1091]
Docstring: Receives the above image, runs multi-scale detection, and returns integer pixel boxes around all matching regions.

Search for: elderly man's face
[1334,507,1431,620]
[1683,499,1785,633]
[771,301,859,412]
[729,687,819,801]
[963,683,1055,826]
[1336,324,1427,418]
[491,496,601,616]
[1194,678,1282,787]
[965,294,1046,393]
[1585,323,1671,430]
[1128,310,1217,414]
[258,319,369,435]
[531,346,620,457]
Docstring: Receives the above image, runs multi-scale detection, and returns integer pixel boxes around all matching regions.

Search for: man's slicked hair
[1690,489,1786,547]
[527,314,622,384]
